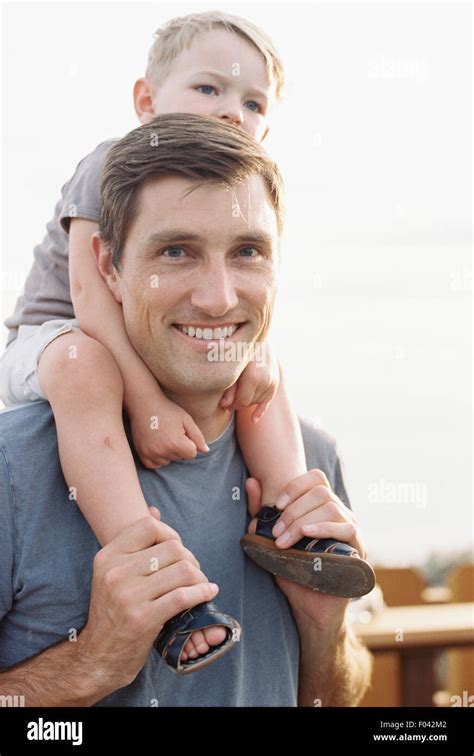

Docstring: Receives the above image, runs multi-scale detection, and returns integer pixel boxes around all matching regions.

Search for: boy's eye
[162,247,186,259]
[245,101,260,113]
[196,85,216,96]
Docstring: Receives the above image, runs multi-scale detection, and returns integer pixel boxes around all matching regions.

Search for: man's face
[111,174,279,398]
[147,28,273,142]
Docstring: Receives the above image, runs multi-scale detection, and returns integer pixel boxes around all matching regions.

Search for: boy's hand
[220,342,280,422]
[129,388,209,468]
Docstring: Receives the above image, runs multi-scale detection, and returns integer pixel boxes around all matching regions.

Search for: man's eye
[196,85,216,96]
[238,247,260,260]
[163,247,186,259]
[245,101,260,112]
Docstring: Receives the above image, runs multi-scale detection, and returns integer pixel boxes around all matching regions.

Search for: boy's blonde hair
[145,10,285,102]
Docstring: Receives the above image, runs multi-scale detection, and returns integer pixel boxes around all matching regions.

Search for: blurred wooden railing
[357,564,473,707]
[445,565,474,703]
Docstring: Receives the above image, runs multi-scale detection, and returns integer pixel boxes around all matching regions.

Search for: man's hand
[79,508,220,691]
[129,388,209,468]
[245,471,373,707]
[245,470,367,629]
[220,342,280,422]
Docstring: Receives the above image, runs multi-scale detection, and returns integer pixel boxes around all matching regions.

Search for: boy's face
[135,28,273,142]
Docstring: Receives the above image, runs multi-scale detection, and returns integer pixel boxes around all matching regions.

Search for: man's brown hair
[99,113,284,271]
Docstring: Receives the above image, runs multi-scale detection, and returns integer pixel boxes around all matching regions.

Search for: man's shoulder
[298,416,339,470]
[298,416,351,507]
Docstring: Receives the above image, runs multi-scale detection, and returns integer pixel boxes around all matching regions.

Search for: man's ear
[91,232,123,304]
[133,78,157,124]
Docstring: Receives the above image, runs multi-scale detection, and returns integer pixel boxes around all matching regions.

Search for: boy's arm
[68,218,160,411]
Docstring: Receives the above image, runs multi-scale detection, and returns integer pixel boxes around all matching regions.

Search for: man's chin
[163,360,244,396]
[189,367,243,394]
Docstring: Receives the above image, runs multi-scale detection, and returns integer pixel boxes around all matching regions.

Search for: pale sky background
[0,1,472,566]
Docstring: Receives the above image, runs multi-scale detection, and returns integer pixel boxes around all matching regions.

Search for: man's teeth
[177,324,239,340]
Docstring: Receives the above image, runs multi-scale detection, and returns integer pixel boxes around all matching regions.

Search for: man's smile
[172,321,247,348]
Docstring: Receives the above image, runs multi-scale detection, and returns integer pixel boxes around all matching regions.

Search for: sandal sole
[241,533,376,598]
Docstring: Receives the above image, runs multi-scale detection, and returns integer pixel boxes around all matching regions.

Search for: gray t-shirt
[4,140,116,347]
[0,401,351,707]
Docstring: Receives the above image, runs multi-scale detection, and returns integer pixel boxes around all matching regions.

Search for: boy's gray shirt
[4,140,116,346]
[0,402,352,707]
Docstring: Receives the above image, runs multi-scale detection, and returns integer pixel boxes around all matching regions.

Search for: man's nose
[216,96,244,128]
[190,262,239,316]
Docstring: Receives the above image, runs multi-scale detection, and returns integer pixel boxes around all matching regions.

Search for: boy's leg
[37,327,226,659]
[38,328,149,543]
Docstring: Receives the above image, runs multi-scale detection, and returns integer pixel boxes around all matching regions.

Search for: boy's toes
[182,636,199,661]
[181,626,228,663]
[181,629,209,661]
[189,629,209,655]
[203,625,227,647]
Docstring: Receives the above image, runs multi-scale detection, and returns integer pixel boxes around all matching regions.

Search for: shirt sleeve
[299,417,353,512]
[332,444,352,511]
[58,139,116,233]
[0,447,15,621]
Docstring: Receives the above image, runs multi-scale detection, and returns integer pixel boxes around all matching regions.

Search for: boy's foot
[181,625,227,661]
[241,505,376,598]
[154,601,241,674]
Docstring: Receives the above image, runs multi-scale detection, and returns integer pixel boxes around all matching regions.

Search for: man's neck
[165,391,233,443]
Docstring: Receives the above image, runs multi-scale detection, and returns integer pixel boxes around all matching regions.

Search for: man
[0,114,372,706]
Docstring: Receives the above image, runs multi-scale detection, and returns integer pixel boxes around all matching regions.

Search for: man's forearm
[0,634,115,707]
[297,617,373,707]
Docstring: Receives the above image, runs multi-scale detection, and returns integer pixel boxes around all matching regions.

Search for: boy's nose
[216,98,244,128]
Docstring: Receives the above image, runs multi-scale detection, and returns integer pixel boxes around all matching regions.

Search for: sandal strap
[254,505,359,557]
[154,601,241,674]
